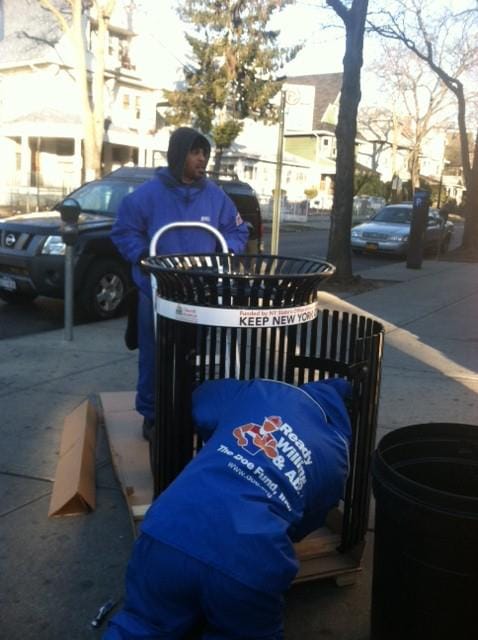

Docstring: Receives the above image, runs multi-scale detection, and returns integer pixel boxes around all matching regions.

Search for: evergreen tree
[164,0,300,169]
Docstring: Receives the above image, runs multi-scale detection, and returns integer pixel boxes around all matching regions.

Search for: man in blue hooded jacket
[104,377,352,640]
[110,128,249,436]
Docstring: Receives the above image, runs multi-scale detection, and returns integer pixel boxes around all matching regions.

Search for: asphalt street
[0,218,464,339]
[0,225,408,339]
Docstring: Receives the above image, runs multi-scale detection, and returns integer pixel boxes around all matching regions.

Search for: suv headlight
[388,234,408,242]
[42,235,66,255]
[351,230,362,238]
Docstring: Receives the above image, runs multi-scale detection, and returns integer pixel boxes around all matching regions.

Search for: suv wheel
[78,259,129,321]
[0,290,38,304]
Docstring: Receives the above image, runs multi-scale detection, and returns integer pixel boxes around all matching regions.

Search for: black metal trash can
[371,423,478,640]
[143,252,384,556]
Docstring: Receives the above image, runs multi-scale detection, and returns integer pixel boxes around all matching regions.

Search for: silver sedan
[351,204,453,256]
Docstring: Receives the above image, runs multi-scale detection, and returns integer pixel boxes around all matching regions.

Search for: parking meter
[58,198,81,245]
[406,189,430,270]
[57,198,81,341]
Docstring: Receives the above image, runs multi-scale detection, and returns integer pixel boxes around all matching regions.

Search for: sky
[136,0,345,88]
[137,0,476,100]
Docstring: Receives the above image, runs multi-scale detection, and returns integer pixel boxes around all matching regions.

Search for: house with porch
[0,0,162,209]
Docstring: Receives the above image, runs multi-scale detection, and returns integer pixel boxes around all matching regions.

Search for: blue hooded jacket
[140,378,352,595]
[110,128,249,296]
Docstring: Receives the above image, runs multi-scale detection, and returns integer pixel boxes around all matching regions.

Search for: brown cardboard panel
[99,392,153,509]
[48,399,97,517]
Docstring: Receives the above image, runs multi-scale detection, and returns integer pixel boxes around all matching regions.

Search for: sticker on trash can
[156,298,319,328]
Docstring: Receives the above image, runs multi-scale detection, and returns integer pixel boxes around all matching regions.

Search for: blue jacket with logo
[140,378,352,595]
[110,167,249,296]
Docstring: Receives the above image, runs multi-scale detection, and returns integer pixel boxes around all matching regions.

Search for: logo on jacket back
[233,416,282,459]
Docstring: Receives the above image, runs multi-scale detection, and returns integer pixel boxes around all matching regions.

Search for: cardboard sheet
[48,399,97,517]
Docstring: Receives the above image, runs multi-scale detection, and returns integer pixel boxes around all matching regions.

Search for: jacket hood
[167,127,211,183]
[300,378,352,404]
[300,378,352,437]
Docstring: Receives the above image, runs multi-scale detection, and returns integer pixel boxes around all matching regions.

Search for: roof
[0,0,63,66]
[222,145,312,168]
[285,73,343,130]
[3,107,81,125]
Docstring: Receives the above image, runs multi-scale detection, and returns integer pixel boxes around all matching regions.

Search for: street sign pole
[271,89,286,255]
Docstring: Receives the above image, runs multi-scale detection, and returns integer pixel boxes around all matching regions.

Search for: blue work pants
[104,535,284,640]
[137,291,155,422]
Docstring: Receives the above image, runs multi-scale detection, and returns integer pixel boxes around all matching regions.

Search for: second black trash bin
[371,422,478,640]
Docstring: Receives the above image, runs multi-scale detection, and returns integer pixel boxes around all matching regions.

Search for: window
[222,163,235,175]
[244,165,254,179]
[135,96,141,120]
[108,34,120,59]
[123,93,130,110]
[87,23,95,51]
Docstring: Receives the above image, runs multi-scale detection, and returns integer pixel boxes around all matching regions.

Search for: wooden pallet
[98,391,362,585]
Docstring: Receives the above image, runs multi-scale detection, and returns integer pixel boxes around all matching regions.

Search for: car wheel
[78,259,129,321]
[0,290,38,305]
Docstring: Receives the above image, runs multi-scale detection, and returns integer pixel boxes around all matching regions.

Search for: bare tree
[365,44,453,190]
[326,0,369,279]
[370,0,478,249]
[38,0,116,180]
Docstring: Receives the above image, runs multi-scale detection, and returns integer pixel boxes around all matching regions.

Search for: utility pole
[270,89,286,255]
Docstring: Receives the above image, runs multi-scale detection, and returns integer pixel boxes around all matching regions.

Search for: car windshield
[372,207,412,224]
[63,179,141,217]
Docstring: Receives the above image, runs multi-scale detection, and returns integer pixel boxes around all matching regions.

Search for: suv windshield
[373,207,412,224]
[63,179,141,217]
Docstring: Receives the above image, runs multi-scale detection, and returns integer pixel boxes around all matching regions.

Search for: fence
[0,180,71,213]
[258,195,315,223]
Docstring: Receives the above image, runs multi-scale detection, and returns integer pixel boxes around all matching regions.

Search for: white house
[210,74,346,213]
[0,0,163,208]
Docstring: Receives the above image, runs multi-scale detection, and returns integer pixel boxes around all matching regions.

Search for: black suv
[0,168,263,320]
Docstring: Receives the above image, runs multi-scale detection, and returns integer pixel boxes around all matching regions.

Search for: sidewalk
[1,257,477,639]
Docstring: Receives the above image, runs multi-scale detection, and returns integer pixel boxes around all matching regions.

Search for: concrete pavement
[1,255,477,639]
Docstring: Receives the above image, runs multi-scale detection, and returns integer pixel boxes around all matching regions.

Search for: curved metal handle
[149,221,228,257]
[148,222,229,334]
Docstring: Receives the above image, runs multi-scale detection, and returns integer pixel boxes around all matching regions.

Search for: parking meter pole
[58,198,81,342]
[271,89,286,255]
[407,189,430,270]
[64,246,74,341]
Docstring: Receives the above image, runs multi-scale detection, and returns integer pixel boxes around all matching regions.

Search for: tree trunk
[39,0,116,179]
[93,10,108,174]
[69,1,100,181]
[462,128,478,250]
[213,148,223,175]
[327,0,369,279]
[93,1,116,177]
